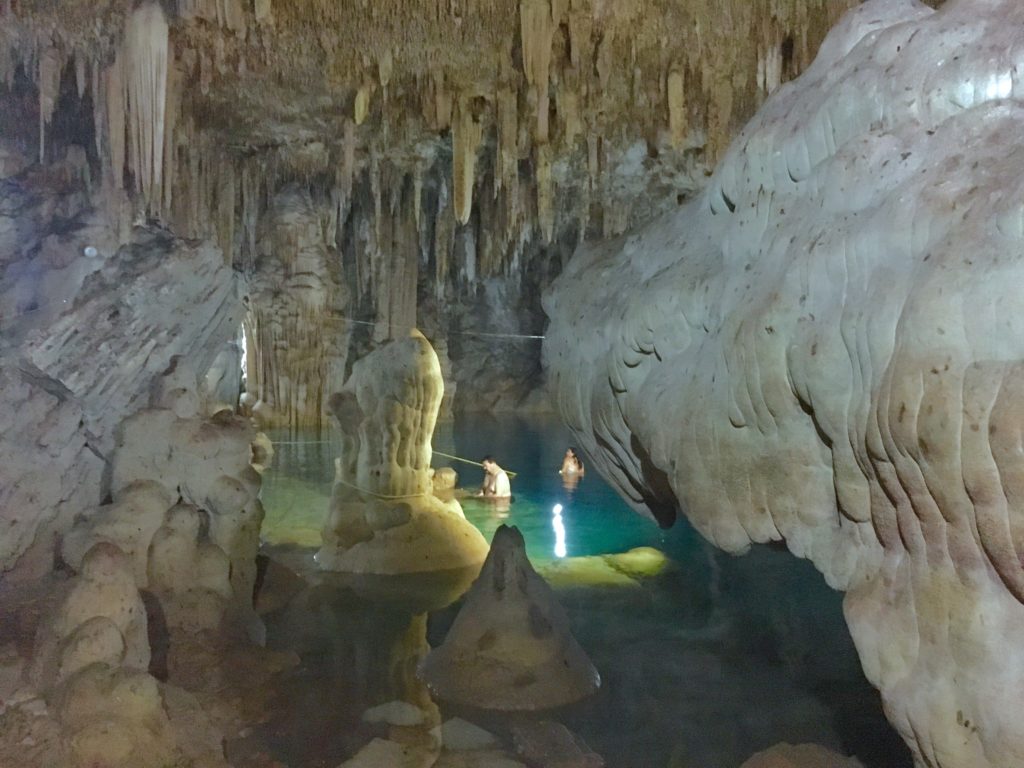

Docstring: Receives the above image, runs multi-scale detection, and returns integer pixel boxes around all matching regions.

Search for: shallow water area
[250,414,911,768]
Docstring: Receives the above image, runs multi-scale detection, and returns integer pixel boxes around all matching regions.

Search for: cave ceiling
[0,0,945,269]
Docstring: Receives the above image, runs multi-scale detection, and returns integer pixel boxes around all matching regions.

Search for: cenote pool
[249,414,912,768]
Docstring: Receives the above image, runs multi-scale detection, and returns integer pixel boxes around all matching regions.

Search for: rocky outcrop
[544,1,1024,765]
[419,525,600,710]
[0,161,242,576]
[318,330,489,573]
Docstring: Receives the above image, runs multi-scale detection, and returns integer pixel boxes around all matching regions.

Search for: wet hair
[567,447,577,455]
[481,455,495,464]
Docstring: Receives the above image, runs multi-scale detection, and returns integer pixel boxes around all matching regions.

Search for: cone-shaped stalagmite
[418,525,600,710]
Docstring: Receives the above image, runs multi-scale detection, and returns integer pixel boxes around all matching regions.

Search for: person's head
[481,456,497,474]
[565,447,577,458]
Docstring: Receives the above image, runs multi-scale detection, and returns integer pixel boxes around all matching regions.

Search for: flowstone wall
[544,1,1024,766]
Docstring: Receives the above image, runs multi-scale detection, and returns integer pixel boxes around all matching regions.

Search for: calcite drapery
[318,330,489,574]
[544,1,1024,765]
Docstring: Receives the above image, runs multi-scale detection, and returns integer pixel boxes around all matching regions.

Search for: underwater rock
[418,525,600,710]
[362,700,428,727]
[436,718,499,751]
[740,743,864,768]
[435,753,527,768]
[337,736,438,768]
[510,720,604,768]
[318,330,488,574]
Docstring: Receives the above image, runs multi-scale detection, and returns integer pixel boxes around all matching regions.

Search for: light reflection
[984,71,1013,100]
[552,503,567,558]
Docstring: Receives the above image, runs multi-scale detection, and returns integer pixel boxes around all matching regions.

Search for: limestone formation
[418,525,600,710]
[318,330,489,574]
[544,1,1024,765]
[55,664,181,768]
[147,503,233,632]
[111,359,265,626]
[0,193,242,578]
[30,542,149,691]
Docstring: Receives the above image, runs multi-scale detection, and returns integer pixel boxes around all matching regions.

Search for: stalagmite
[667,69,686,149]
[124,2,170,211]
[452,96,483,226]
[419,525,600,710]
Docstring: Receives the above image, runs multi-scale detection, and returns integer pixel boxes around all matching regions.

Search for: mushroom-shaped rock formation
[543,1,1024,765]
[418,525,600,710]
[317,330,489,574]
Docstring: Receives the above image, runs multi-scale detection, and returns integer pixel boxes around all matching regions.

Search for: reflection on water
[252,415,912,768]
[552,503,567,558]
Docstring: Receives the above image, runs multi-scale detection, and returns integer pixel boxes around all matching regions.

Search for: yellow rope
[332,476,427,500]
[432,450,518,477]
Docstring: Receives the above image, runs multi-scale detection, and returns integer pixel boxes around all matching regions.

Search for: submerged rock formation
[544,1,1024,765]
[318,330,489,574]
[419,525,600,710]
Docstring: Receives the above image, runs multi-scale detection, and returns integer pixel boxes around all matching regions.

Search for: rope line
[332,475,428,500]
[431,450,518,477]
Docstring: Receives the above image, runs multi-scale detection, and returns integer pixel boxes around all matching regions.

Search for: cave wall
[543,1,1024,765]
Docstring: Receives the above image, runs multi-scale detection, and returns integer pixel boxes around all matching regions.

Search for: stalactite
[74,54,86,98]
[667,69,686,149]
[355,82,372,126]
[559,87,582,148]
[452,96,483,226]
[124,2,169,212]
[496,86,519,197]
[254,0,273,25]
[162,60,182,217]
[413,164,423,232]
[38,46,61,163]
[535,143,554,243]
[434,177,453,295]
[520,0,554,144]
[105,51,126,190]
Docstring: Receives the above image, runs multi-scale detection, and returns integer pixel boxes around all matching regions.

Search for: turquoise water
[433,415,690,563]
[255,414,911,768]
[261,413,697,563]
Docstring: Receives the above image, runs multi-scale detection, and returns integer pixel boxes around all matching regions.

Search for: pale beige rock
[318,330,488,574]
[31,543,149,690]
[148,503,233,632]
[419,525,600,710]
[544,2,1024,766]
[60,481,175,586]
[362,700,427,727]
[510,720,604,768]
[56,664,180,768]
[436,718,498,752]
